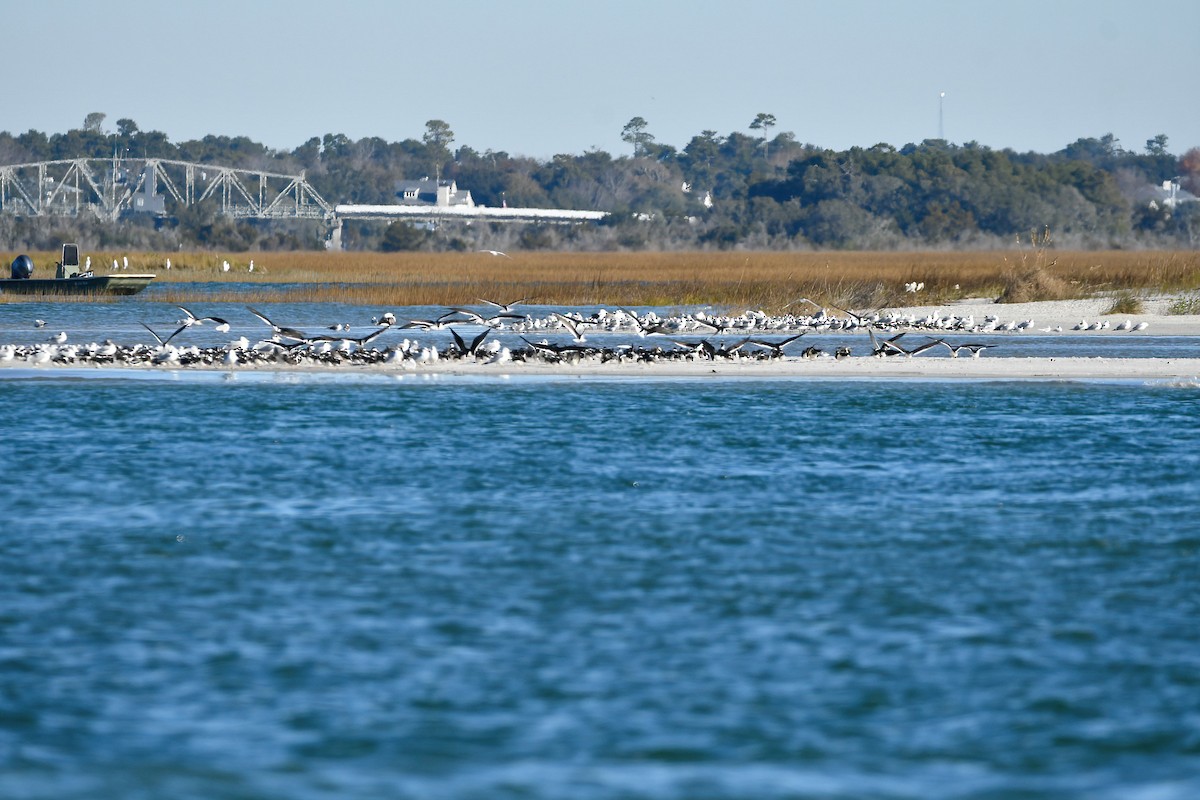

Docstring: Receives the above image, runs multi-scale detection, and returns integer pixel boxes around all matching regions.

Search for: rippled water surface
[3,372,1200,799]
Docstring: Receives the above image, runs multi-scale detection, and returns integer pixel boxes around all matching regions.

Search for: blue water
[2,373,1200,799]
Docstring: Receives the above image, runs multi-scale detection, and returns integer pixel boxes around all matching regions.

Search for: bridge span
[0,158,609,249]
[0,157,332,222]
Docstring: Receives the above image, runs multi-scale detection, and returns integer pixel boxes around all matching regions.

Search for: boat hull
[0,274,155,296]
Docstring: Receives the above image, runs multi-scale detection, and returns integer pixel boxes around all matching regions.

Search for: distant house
[129,163,166,215]
[1138,179,1197,211]
[394,178,474,208]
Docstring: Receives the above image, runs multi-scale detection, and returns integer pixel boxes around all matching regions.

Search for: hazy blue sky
[7,0,1197,158]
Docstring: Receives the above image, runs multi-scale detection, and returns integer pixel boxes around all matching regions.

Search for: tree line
[0,112,1197,252]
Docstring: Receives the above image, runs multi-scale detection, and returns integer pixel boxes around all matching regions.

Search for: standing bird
[222,260,231,273]
[165,258,171,270]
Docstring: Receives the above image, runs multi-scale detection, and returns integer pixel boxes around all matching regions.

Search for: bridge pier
[325,217,343,251]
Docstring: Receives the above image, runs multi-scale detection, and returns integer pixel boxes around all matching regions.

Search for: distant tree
[1059,134,1122,167]
[292,137,322,170]
[83,112,106,133]
[1180,147,1200,195]
[621,116,654,157]
[1145,134,1169,155]
[749,113,777,157]
[422,120,454,175]
[681,130,721,188]
[321,133,351,158]
[380,220,427,251]
[116,118,139,138]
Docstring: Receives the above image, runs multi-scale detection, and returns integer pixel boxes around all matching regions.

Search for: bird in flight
[450,327,491,357]
[550,312,590,343]
[478,297,529,312]
[247,306,308,343]
[477,249,511,258]
[177,305,231,332]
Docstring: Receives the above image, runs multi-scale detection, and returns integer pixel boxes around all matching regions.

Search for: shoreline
[3,356,1199,382]
[3,295,1198,382]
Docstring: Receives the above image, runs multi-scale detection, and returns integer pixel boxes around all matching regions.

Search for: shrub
[1104,293,1143,315]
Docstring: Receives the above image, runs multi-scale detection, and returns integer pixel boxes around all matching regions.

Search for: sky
[5,0,1198,159]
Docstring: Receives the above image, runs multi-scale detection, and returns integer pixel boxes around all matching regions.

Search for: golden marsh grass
[3,250,1199,311]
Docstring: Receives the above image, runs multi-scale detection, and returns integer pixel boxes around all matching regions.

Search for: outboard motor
[11,254,34,279]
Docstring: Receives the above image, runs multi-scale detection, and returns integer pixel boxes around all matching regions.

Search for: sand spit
[3,355,1199,382]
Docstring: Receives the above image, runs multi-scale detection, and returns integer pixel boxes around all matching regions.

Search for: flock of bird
[3,298,1152,369]
[96,256,255,273]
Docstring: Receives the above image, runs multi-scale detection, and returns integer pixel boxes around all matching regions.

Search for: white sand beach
[3,297,1199,381]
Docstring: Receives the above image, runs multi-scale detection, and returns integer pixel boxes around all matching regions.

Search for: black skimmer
[478,297,529,312]
[247,306,308,343]
[621,309,673,336]
[141,321,185,347]
[550,312,590,343]
[747,333,806,357]
[450,327,491,357]
[177,305,231,332]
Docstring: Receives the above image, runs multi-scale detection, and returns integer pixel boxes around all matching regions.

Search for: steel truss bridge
[0,157,334,223]
[0,157,609,250]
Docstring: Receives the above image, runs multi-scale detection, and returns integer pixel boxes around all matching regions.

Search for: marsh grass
[3,248,1199,311]
[1103,292,1144,315]
[995,228,1076,304]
